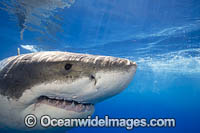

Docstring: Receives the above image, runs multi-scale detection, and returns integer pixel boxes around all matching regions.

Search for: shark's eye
[65,64,72,71]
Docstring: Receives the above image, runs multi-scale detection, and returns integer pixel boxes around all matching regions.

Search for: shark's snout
[58,56,137,104]
[76,58,137,104]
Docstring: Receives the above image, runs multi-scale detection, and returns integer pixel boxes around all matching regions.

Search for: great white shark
[0,51,137,130]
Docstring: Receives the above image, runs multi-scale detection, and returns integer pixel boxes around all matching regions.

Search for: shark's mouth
[36,96,94,113]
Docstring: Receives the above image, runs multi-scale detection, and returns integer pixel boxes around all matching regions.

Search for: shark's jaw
[37,96,93,113]
[19,68,135,129]
[0,51,137,129]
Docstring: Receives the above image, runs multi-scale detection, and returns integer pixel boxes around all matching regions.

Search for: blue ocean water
[0,0,200,133]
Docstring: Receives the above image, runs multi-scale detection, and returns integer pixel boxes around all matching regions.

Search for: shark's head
[0,51,137,129]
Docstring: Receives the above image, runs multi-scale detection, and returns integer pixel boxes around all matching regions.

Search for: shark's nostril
[90,74,97,85]
[90,75,95,80]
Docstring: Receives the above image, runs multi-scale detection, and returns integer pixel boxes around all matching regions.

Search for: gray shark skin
[0,51,137,130]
